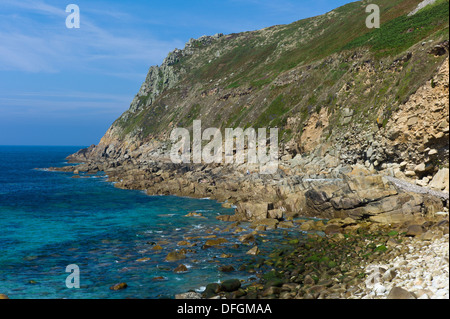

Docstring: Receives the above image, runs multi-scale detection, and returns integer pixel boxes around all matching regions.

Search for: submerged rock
[205,238,228,246]
[246,246,260,256]
[219,265,235,273]
[110,283,128,291]
[165,250,186,262]
[238,233,255,244]
[174,264,188,273]
[203,283,221,298]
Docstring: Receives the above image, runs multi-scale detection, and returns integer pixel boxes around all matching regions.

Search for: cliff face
[68,0,449,187]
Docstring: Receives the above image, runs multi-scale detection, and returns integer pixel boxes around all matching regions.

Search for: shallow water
[0,146,306,299]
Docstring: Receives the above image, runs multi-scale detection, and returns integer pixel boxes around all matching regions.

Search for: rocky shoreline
[48,155,449,300]
[46,51,448,301]
[44,9,449,300]
[51,155,449,223]
[174,214,449,300]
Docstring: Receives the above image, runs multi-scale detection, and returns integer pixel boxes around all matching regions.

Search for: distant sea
[0,146,302,299]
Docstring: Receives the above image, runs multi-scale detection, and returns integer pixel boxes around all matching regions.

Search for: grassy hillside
[111,0,449,148]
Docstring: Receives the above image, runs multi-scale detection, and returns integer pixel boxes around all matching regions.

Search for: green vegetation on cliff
[111,0,448,151]
[344,0,449,56]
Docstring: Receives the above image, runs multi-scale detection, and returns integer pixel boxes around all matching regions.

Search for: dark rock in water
[174,264,188,273]
[221,279,241,292]
[205,238,229,246]
[219,265,235,272]
[278,221,295,228]
[206,283,221,293]
[165,250,186,261]
[204,283,221,298]
[250,218,279,230]
[157,265,172,271]
[246,246,260,255]
[110,282,128,291]
[238,233,255,243]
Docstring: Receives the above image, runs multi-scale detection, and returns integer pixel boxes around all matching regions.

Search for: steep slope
[69,0,449,179]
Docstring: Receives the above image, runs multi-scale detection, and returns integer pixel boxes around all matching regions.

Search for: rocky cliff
[63,0,449,224]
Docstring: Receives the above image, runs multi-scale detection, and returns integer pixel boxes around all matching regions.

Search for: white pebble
[373,283,386,295]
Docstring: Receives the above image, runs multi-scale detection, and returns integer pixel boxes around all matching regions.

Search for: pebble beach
[357,232,449,299]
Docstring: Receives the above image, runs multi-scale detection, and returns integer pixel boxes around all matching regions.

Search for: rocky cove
[48,149,449,299]
[47,0,449,300]
[46,53,450,299]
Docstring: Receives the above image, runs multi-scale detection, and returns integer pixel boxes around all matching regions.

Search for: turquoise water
[0,146,304,299]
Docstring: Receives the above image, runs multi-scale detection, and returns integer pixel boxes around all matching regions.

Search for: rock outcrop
[60,0,449,225]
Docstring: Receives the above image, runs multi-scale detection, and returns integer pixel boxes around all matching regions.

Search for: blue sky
[0,0,354,146]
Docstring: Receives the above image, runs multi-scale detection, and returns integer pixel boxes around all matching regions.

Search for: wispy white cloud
[0,32,62,72]
[0,90,133,117]
[0,0,66,16]
[0,97,130,122]
[0,0,183,74]
[1,90,132,101]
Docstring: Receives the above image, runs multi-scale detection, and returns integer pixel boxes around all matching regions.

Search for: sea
[0,146,306,299]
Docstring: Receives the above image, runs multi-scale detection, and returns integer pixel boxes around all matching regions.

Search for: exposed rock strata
[50,158,447,226]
